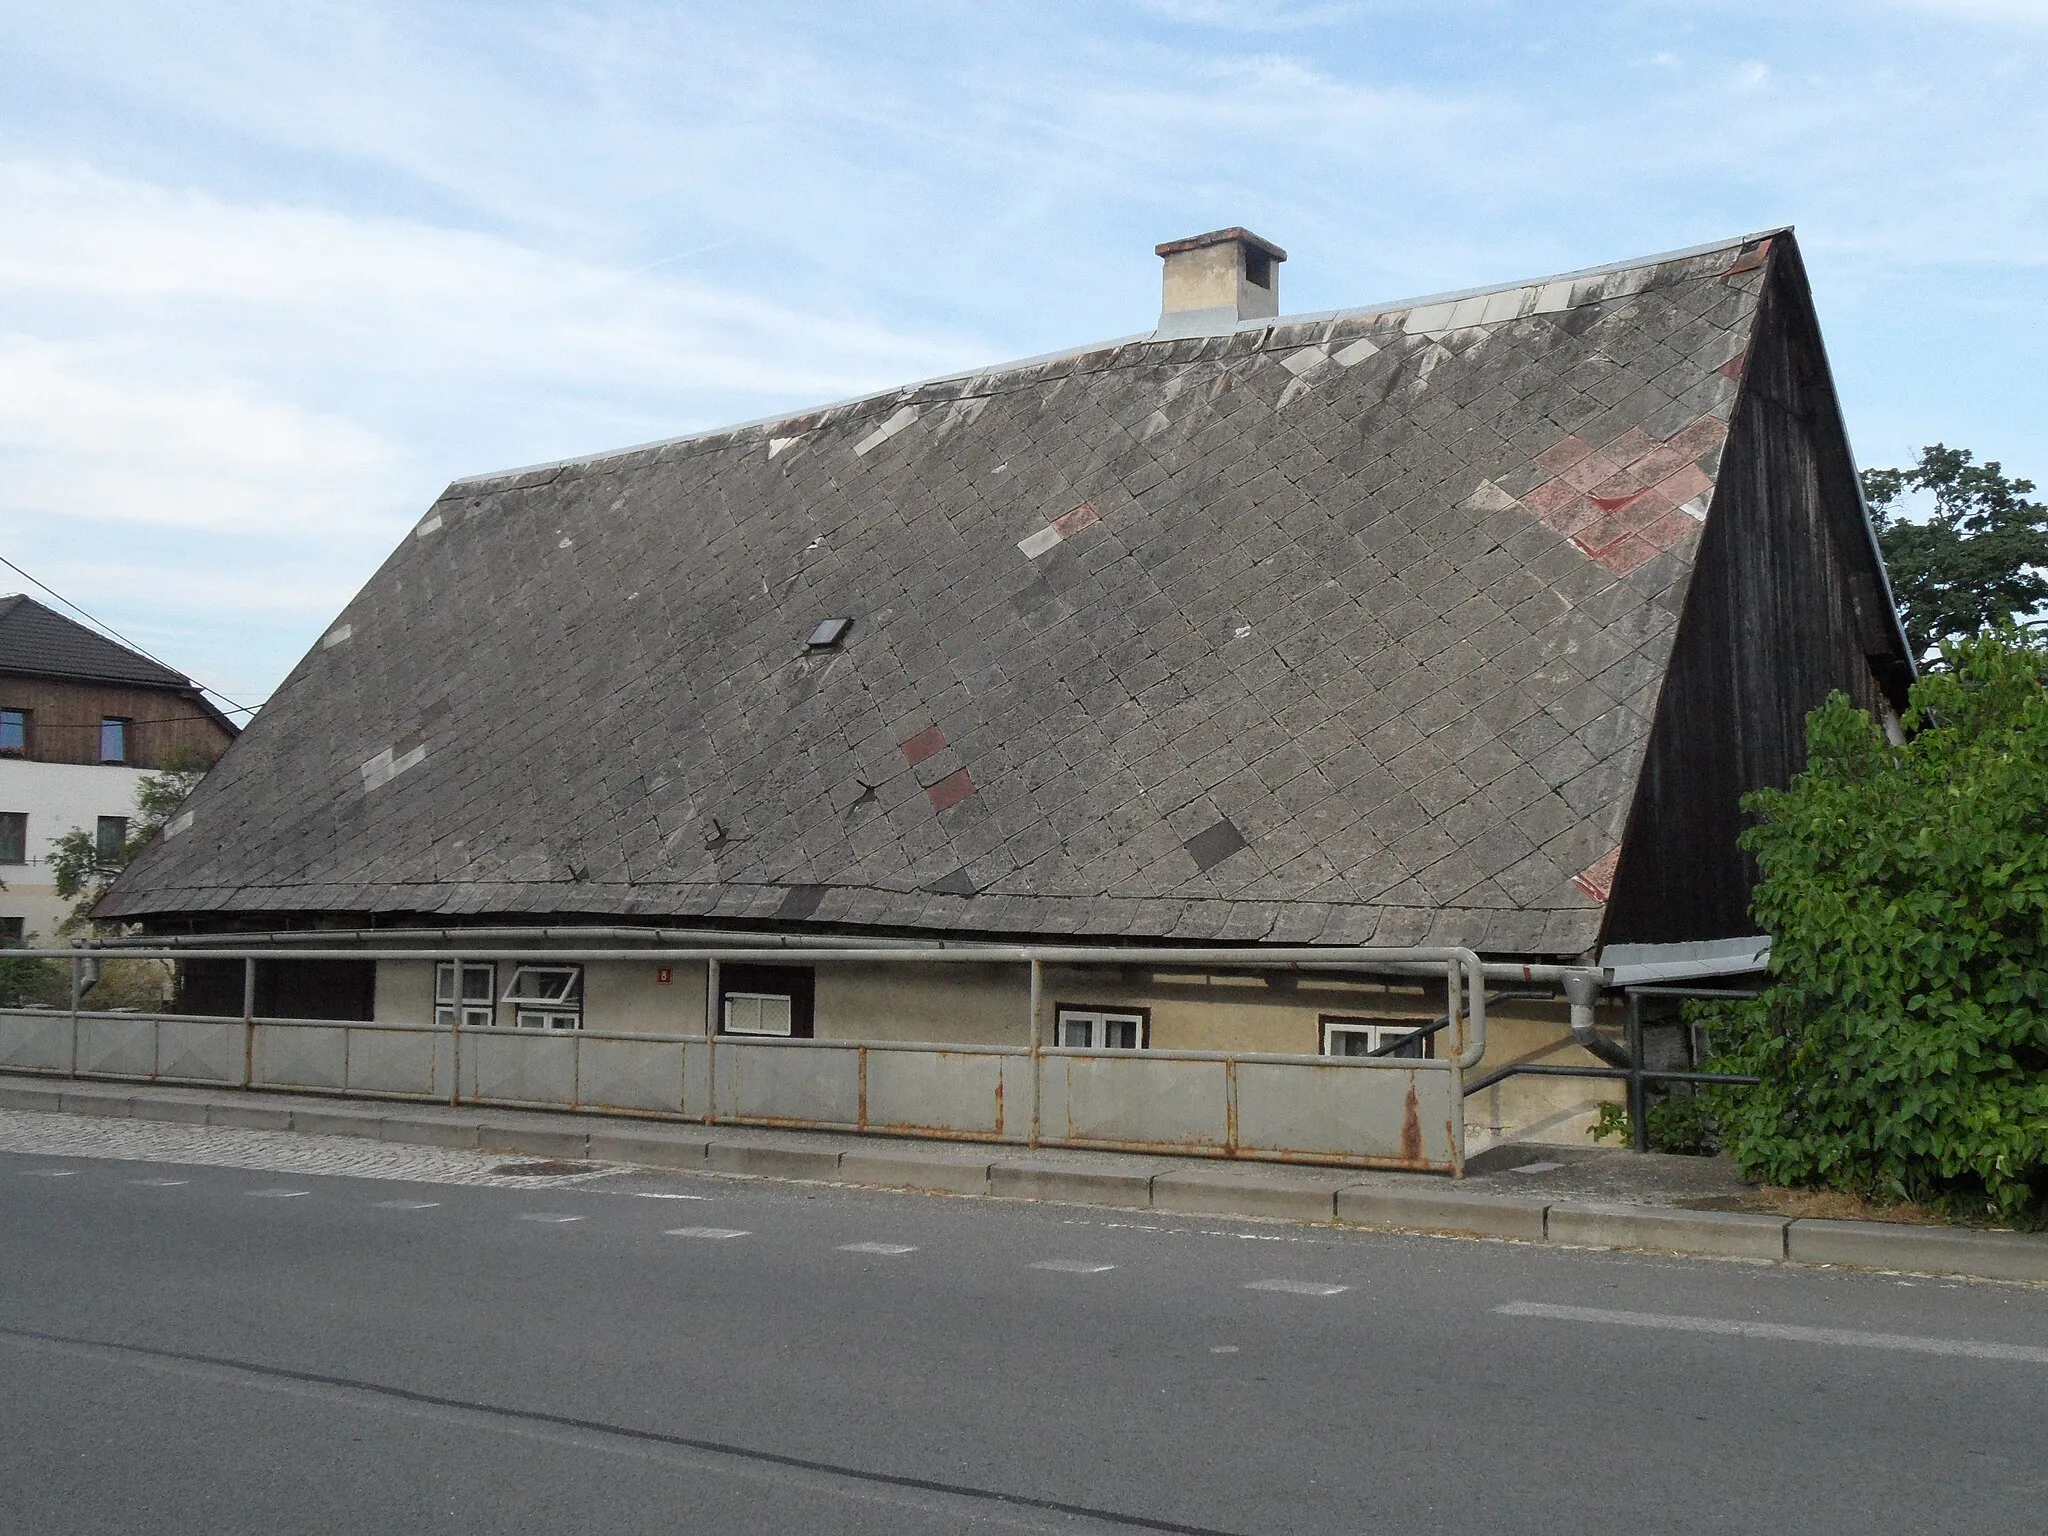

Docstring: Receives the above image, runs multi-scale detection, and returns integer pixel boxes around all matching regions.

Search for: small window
[96,816,129,864]
[806,617,852,650]
[1321,1016,1433,1060]
[1054,1006,1149,1050]
[99,718,129,763]
[0,709,26,755]
[1243,248,1273,290]
[435,961,496,1029]
[0,916,23,944]
[503,963,584,1030]
[723,992,794,1036]
[0,813,24,866]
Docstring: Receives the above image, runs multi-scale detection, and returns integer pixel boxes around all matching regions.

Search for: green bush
[1701,629,2048,1220]
[1590,1091,1721,1156]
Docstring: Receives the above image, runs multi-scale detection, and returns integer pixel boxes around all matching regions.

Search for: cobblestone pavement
[0,1110,617,1187]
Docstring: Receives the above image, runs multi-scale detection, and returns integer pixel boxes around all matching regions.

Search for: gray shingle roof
[0,594,193,689]
[103,233,1782,955]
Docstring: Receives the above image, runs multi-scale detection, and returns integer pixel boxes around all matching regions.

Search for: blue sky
[3,0,2045,714]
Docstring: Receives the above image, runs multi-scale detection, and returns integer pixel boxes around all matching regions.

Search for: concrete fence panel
[252,1023,348,1093]
[715,1040,861,1127]
[862,1046,1021,1141]
[345,1026,445,1099]
[156,1018,244,1086]
[0,1010,71,1073]
[576,1037,686,1115]
[1043,1052,1231,1153]
[1233,1059,1456,1168]
[75,1016,155,1080]
[467,1030,578,1108]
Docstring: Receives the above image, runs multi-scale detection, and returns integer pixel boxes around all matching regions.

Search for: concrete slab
[705,1142,844,1180]
[0,1081,64,1112]
[586,1130,712,1169]
[379,1114,483,1150]
[1151,1169,1340,1223]
[1337,1184,1548,1241]
[58,1089,135,1119]
[989,1159,1161,1209]
[206,1102,295,1131]
[1787,1219,2048,1283]
[838,1147,994,1196]
[1548,1200,1787,1260]
[289,1107,387,1139]
[125,1093,210,1125]
[481,1124,590,1160]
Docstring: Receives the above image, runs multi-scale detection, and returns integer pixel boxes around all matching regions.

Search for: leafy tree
[1701,627,2048,1220]
[1863,445,2048,661]
[49,753,207,935]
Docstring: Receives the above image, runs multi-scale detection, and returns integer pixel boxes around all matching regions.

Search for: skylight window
[807,617,852,650]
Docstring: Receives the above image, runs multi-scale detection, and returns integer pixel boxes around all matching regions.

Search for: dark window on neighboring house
[0,813,25,865]
[96,816,128,864]
[0,709,27,755]
[0,917,23,943]
[1054,1005,1150,1050]
[99,718,129,763]
[718,963,815,1038]
[1320,1015,1433,1060]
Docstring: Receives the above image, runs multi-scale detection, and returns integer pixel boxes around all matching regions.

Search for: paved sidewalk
[4,1070,2044,1284]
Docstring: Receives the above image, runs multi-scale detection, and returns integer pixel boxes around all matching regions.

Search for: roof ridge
[444,227,1785,493]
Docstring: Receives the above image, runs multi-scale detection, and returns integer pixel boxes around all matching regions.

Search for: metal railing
[0,942,1490,1174]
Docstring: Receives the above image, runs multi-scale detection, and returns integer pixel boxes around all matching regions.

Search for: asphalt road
[2,1136,2044,1535]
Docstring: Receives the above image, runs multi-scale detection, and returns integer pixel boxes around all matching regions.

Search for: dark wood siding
[1601,247,1911,945]
[0,675,235,769]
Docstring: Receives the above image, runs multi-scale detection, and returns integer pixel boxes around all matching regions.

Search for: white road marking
[1209,1346,1239,1354]
[373,1200,439,1211]
[132,1178,189,1187]
[838,1242,917,1256]
[1032,1260,1115,1274]
[519,1214,583,1224]
[249,1189,309,1198]
[1246,1279,1349,1296]
[22,1169,78,1177]
[1495,1302,2048,1363]
[628,1192,710,1201]
[666,1226,750,1240]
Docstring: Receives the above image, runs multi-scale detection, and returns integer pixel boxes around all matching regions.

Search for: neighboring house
[100,227,1910,1142]
[0,595,238,942]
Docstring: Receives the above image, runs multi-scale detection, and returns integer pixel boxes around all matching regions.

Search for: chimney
[1154,227,1287,339]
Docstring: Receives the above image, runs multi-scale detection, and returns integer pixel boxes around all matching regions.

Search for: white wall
[0,758,150,941]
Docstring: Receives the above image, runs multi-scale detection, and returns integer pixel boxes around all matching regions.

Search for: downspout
[1563,969,1629,1068]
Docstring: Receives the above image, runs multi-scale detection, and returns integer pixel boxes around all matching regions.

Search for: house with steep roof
[0,595,238,942]
[98,227,1909,1144]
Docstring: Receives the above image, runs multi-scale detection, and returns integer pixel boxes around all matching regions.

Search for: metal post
[242,957,257,1089]
[68,951,82,1078]
[449,957,463,1108]
[705,956,720,1125]
[1626,990,1648,1154]
[1027,958,1042,1149]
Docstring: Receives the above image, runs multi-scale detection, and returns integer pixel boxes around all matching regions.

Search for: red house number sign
[657,967,672,984]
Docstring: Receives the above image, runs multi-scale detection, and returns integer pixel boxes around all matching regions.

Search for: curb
[3,1075,2044,1284]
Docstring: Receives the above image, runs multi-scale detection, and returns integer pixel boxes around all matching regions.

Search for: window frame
[722,991,795,1037]
[0,708,27,756]
[1320,1015,1435,1061]
[96,815,129,865]
[1053,1004,1151,1051]
[0,812,25,866]
[99,717,130,764]
[716,962,815,1039]
[434,961,497,1030]
[501,963,585,1031]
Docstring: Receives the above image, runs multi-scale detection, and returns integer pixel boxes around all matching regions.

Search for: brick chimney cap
[1154,227,1288,261]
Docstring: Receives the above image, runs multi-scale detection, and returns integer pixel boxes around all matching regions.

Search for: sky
[3,0,2046,716]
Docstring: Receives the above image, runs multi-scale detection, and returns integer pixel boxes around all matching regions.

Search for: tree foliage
[1702,628,2048,1219]
[1863,445,2048,661]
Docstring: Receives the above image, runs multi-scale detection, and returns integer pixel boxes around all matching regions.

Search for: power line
[0,554,260,717]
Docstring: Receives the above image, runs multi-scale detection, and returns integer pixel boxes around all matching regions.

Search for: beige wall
[374,960,435,1025]
[814,960,1028,1044]
[586,959,706,1035]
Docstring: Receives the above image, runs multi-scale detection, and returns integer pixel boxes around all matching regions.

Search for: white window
[502,964,584,1030]
[1321,1016,1432,1060]
[1055,1007,1147,1050]
[723,992,794,1037]
[435,962,495,1029]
